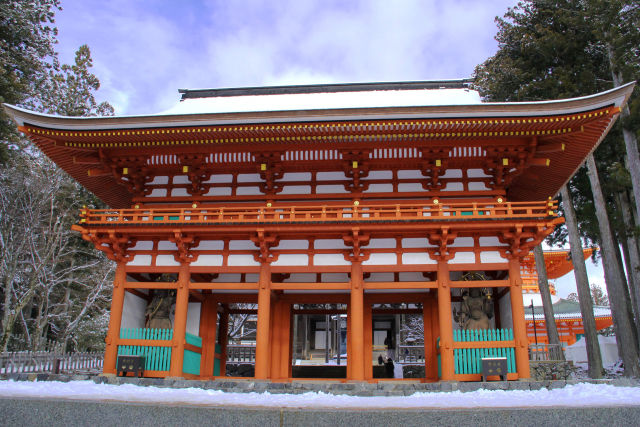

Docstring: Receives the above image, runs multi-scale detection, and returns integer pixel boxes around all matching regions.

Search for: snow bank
[0,380,639,409]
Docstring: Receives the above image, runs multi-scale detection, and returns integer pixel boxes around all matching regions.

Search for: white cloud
[55,0,517,115]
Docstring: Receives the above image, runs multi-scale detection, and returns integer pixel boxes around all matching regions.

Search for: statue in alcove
[145,289,176,329]
[453,276,494,330]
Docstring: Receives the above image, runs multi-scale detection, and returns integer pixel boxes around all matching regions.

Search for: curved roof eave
[3,82,635,131]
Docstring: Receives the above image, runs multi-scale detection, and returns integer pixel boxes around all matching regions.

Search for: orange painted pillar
[255,261,272,379]
[437,260,454,381]
[219,306,229,376]
[348,260,365,381]
[103,262,126,375]
[363,300,373,380]
[199,296,217,377]
[278,302,292,380]
[169,263,190,377]
[270,298,283,379]
[509,257,530,379]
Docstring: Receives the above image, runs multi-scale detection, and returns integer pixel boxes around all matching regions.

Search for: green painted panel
[452,328,516,374]
[183,350,201,375]
[118,328,173,371]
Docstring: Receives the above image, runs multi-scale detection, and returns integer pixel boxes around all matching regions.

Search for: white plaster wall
[158,241,178,251]
[442,182,464,191]
[398,183,426,192]
[149,189,167,197]
[314,254,350,265]
[272,254,309,266]
[204,174,233,183]
[121,291,147,329]
[364,183,393,192]
[280,185,311,194]
[284,273,316,282]
[171,188,189,197]
[316,172,344,180]
[449,252,476,264]
[322,273,350,282]
[402,238,432,248]
[402,252,436,264]
[204,187,232,196]
[156,255,180,266]
[479,237,507,247]
[281,172,311,182]
[450,237,474,247]
[314,239,349,249]
[317,185,348,194]
[366,272,394,282]
[230,240,257,250]
[399,272,427,281]
[237,173,261,182]
[194,240,225,250]
[441,169,463,178]
[368,238,396,249]
[131,241,154,251]
[273,240,309,250]
[363,253,396,265]
[149,176,169,185]
[467,169,490,178]
[468,181,490,191]
[186,302,201,336]
[398,170,423,179]
[236,186,262,195]
[173,175,190,184]
[227,254,260,266]
[128,254,152,266]
[191,255,223,267]
[480,251,507,263]
[363,170,392,180]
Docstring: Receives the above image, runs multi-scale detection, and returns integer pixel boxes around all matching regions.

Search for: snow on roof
[157,87,483,116]
[524,299,611,320]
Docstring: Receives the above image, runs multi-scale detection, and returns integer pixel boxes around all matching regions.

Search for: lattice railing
[78,200,558,226]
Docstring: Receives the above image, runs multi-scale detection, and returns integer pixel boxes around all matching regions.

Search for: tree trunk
[533,244,564,360]
[608,46,640,225]
[560,184,604,378]
[617,190,640,345]
[586,154,640,376]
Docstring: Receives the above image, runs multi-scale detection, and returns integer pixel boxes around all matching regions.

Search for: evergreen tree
[475,0,640,376]
[0,0,61,162]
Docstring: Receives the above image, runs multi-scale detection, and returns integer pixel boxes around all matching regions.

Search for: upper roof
[3,80,635,207]
[4,80,633,129]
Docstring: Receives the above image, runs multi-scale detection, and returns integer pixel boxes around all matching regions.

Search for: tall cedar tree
[474,0,640,376]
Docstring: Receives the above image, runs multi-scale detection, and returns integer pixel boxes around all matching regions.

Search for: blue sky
[52,0,607,298]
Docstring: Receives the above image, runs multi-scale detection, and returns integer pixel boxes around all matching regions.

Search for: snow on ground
[0,380,639,409]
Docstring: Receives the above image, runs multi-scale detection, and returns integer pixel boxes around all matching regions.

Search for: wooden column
[270,298,283,379]
[509,257,530,379]
[348,260,365,381]
[103,262,126,375]
[423,295,434,381]
[219,305,229,376]
[255,261,272,379]
[363,300,373,380]
[199,295,217,378]
[169,263,190,377]
[278,302,292,380]
[437,260,454,381]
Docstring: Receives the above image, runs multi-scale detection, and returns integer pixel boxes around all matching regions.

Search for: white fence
[0,351,104,375]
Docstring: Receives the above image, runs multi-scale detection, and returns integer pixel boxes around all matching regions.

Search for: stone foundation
[529,360,576,381]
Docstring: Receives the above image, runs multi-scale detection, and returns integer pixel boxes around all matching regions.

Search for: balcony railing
[78,200,558,226]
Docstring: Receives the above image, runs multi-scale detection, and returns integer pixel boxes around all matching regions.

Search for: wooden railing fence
[0,351,103,374]
[529,343,565,361]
